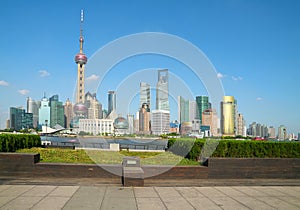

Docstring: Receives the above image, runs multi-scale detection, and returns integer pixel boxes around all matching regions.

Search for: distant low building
[79,119,114,135]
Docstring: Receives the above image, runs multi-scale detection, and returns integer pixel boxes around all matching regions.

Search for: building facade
[26,97,39,128]
[202,108,218,136]
[196,96,211,123]
[49,95,65,128]
[107,90,116,118]
[85,92,102,119]
[10,107,33,131]
[140,82,151,109]
[178,96,189,124]
[139,103,151,134]
[38,96,50,128]
[220,96,236,136]
[236,113,246,137]
[151,110,170,135]
[64,98,73,129]
[156,69,169,111]
[278,125,287,140]
[79,119,114,135]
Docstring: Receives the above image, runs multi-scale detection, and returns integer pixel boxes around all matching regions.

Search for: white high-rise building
[27,97,39,128]
[151,110,170,135]
[156,69,169,111]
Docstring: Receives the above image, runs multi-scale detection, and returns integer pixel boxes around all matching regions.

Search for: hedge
[168,138,300,161]
[0,134,41,152]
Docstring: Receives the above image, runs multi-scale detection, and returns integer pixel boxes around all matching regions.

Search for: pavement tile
[175,187,206,198]
[256,196,300,209]
[194,187,227,197]
[22,186,56,197]
[136,197,166,210]
[63,186,105,210]
[134,187,159,198]
[105,187,134,198]
[251,186,287,197]
[233,196,275,210]
[279,196,300,208]
[0,197,16,208]
[155,187,194,210]
[0,196,43,210]
[215,186,248,197]
[270,186,300,197]
[31,196,71,210]
[0,186,11,193]
[184,196,222,210]
[0,185,34,197]
[232,186,266,197]
[208,196,250,210]
[101,197,137,210]
[48,186,79,197]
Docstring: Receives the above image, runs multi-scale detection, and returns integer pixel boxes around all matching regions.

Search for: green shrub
[0,134,41,152]
[168,138,300,160]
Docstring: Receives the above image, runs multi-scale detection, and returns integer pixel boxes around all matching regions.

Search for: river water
[40,136,168,150]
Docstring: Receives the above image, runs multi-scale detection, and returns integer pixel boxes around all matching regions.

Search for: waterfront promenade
[0,184,299,209]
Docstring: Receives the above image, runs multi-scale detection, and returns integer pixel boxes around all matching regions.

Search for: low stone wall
[0,153,299,184]
[208,158,300,179]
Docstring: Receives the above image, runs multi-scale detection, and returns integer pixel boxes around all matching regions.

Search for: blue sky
[0,0,299,134]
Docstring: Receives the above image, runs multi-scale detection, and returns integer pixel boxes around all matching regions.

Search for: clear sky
[1,0,299,134]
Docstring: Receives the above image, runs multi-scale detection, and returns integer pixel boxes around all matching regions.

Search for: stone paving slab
[0,185,299,209]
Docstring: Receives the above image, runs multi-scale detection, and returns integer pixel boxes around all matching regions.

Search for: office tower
[202,108,218,136]
[278,125,287,140]
[139,103,151,134]
[236,113,246,137]
[178,96,189,123]
[220,96,236,136]
[49,95,65,128]
[134,111,139,133]
[189,101,197,122]
[85,92,102,119]
[151,110,170,135]
[196,96,211,123]
[156,69,169,111]
[75,10,88,104]
[10,107,33,131]
[64,98,73,129]
[38,96,50,128]
[140,82,151,109]
[107,91,117,119]
[268,126,276,139]
[127,114,134,134]
[27,97,39,128]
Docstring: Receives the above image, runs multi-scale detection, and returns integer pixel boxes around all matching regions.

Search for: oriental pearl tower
[73,10,88,125]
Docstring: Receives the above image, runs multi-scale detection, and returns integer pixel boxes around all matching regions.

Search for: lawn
[16,147,199,166]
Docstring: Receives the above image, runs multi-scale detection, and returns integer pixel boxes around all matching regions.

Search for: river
[40,136,168,151]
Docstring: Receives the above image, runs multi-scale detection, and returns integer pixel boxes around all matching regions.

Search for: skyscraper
[49,95,65,128]
[107,91,116,117]
[202,108,218,136]
[278,125,287,140]
[85,92,102,119]
[268,126,276,139]
[156,69,169,111]
[64,98,73,128]
[151,110,170,135]
[38,96,50,128]
[236,113,246,137]
[220,96,236,136]
[196,96,211,123]
[140,82,151,109]
[139,103,151,134]
[27,97,39,128]
[75,10,88,104]
[9,106,33,131]
[178,96,189,123]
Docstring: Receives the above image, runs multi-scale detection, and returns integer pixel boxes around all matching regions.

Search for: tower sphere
[75,53,87,65]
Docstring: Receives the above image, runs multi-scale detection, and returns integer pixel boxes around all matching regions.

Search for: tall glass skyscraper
[196,96,211,123]
[220,96,236,136]
[156,69,169,111]
[49,95,65,128]
[39,96,50,128]
[140,82,151,109]
[107,91,116,116]
[178,96,189,123]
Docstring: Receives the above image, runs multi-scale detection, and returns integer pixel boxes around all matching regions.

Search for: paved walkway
[0,185,300,209]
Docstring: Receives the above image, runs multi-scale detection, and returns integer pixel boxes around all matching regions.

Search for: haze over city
[1,0,300,134]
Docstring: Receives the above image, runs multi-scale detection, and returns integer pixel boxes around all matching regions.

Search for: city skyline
[1,1,300,133]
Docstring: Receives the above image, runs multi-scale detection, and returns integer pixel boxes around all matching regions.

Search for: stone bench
[122,156,144,186]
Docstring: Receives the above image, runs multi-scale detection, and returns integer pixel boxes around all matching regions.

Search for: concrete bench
[122,156,144,186]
